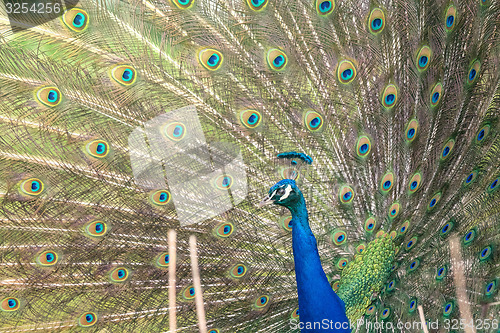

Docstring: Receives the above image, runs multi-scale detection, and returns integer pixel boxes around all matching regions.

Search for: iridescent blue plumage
[261,179,350,332]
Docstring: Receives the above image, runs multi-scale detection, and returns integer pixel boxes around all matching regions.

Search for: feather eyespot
[388,202,400,220]
[356,243,366,253]
[279,215,293,231]
[267,49,288,71]
[430,82,443,107]
[443,302,454,316]
[36,86,62,107]
[399,220,410,235]
[467,60,480,84]
[428,192,442,210]
[389,231,397,240]
[356,135,371,158]
[110,267,129,283]
[408,172,422,193]
[406,237,417,251]
[408,259,420,272]
[381,307,391,319]
[336,258,349,269]
[162,122,186,142]
[331,280,340,291]
[479,246,492,261]
[387,280,396,292]
[111,65,136,85]
[366,305,375,315]
[62,8,89,32]
[20,178,44,196]
[304,111,324,132]
[182,285,196,300]
[337,60,357,84]
[436,265,447,280]
[381,84,398,109]
[445,5,457,31]
[230,264,247,278]
[214,174,233,190]
[404,119,419,142]
[86,221,108,237]
[291,308,299,319]
[240,110,262,129]
[440,221,453,236]
[156,253,170,268]
[441,139,455,160]
[485,280,497,296]
[391,263,399,272]
[37,250,58,266]
[150,190,171,206]
[332,230,347,246]
[463,229,476,245]
[78,312,97,327]
[209,330,220,333]
[339,185,354,204]
[368,8,385,34]
[172,0,194,9]
[409,299,417,313]
[215,223,234,238]
[464,170,478,186]
[364,217,376,233]
[416,46,431,72]
[199,49,223,71]
[316,0,334,16]
[380,172,394,193]
[1,297,20,312]
[487,177,499,193]
[247,0,267,11]
[408,298,418,313]
[86,140,109,158]
[279,166,301,180]
[254,295,270,309]
[476,124,490,143]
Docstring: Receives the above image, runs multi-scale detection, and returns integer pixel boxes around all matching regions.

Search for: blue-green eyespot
[78,312,97,327]
[337,60,357,84]
[199,49,223,71]
[36,87,62,107]
[111,65,137,85]
[267,49,288,71]
[62,8,89,32]
[1,297,20,312]
[316,0,334,16]
[368,8,385,34]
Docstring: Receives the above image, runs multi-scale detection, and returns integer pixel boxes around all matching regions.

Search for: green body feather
[337,233,396,322]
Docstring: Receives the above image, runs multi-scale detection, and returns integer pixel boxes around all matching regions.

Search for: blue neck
[289,195,350,332]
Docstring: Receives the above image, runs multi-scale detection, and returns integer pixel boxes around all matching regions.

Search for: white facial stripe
[279,184,293,201]
[269,189,277,200]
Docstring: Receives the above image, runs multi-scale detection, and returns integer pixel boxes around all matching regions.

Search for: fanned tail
[1,0,499,331]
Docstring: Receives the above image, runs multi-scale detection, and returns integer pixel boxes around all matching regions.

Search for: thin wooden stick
[189,235,208,333]
[168,229,177,333]
[417,305,430,333]
[449,236,476,333]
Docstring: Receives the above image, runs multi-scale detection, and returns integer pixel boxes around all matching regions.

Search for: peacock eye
[277,188,286,196]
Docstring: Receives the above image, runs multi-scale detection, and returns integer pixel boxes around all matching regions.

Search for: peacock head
[259,179,303,210]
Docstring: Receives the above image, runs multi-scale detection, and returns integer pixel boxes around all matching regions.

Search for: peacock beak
[258,194,274,208]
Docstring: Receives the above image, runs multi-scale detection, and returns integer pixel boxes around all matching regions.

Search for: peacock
[0,0,499,331]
